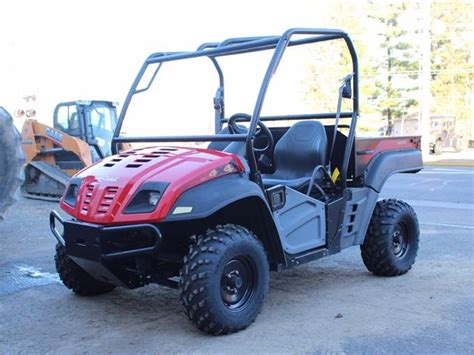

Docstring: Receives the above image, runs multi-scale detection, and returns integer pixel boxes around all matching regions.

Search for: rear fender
[343,149,422,246]
[363,149,422,193]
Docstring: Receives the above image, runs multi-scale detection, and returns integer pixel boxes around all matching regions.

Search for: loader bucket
[0,107,25,220]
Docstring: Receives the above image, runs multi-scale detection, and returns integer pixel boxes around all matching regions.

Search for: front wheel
[361,199,420,276]
[55,245,116,296]
[179,224,269,335]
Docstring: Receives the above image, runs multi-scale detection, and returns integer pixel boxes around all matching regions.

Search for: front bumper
[50,210,162,288]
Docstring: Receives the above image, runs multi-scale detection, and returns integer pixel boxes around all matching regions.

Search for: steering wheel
[228,113,274,154]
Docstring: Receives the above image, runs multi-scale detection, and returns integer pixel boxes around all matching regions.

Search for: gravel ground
[0,166,473,353]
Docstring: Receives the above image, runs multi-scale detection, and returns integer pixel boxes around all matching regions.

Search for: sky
[1,0,347,131]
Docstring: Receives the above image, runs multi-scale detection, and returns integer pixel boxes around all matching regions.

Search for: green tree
[430,0,474,131]
[301,1,374,130]
[300,1,420,134]
[366,1,419,135]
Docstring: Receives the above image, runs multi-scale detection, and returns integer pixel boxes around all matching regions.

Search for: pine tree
[431,0,474,125]
[367,1,419,135]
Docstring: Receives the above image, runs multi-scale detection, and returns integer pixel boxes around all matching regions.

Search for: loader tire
[0,107,25,221]
[55,244,116,296]
[179,224,269,335]
[361,199,419,276]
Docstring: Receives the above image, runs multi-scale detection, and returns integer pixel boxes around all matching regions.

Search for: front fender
[164,174,269,221]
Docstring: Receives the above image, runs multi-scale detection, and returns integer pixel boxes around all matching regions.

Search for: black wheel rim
[392,223,409,258]
[220,256,257,311]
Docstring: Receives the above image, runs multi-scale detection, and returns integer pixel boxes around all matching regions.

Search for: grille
[345,203,358,234]
[80,184,96,214]
[97,186,119,214]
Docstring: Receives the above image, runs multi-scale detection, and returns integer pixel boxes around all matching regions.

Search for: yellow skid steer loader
[21,100,121,200]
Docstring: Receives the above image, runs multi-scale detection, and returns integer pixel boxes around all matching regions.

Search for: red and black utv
[50,28,423,335]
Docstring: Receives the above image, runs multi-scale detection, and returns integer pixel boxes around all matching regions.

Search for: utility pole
[420,0,431,156]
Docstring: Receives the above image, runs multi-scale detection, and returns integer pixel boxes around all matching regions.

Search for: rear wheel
[55,244,116,296]
[179,224,269,335]
[361,199,419,276]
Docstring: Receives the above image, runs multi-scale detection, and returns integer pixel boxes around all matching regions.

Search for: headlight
[148,191,161,207]
[63,178,82,207]
[124,182,169,214]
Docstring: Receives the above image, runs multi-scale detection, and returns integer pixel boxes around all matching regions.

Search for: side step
[21,161,71,201]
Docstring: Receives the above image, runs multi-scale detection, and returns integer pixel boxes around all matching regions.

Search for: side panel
[341,187,378,247]
[273,188,326,254]
[363,149,423,192]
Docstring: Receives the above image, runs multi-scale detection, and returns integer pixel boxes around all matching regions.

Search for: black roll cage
[112,28,359,190]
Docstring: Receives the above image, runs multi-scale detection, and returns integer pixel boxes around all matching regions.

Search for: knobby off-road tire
[55,244,116,296]
[0,107,25,220]
[361,199,419,276]
[179,224,269,335]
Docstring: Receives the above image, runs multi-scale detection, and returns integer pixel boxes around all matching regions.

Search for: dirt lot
[0,166,473,353]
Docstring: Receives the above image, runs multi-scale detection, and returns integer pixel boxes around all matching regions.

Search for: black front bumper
[50,211,162,288]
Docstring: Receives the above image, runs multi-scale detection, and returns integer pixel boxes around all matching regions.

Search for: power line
[361,69,474,75]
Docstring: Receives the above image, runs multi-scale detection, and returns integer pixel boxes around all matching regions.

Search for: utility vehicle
[50,28,423,335]
[392,114,464,154]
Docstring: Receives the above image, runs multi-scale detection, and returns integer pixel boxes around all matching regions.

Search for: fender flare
[363,149,423,192]
[163,174,287,268]
[164,174,270,222]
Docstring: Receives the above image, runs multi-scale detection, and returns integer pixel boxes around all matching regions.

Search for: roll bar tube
[245,28,358,189]
[112,28,359,191]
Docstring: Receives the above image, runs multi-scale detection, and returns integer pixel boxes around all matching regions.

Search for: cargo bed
[354,135,421,178]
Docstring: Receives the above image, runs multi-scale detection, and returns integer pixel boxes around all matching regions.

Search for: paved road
[0,166,473,353]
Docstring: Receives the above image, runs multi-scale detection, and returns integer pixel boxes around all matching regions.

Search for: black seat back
[272,121,328,180]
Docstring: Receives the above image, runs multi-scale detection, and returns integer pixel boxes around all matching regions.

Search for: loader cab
[54,101,118,160]
[54,103,82,138]
[83,101,118,158]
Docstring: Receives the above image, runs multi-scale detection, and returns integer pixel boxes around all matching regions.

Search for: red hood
[60,146,245,224]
